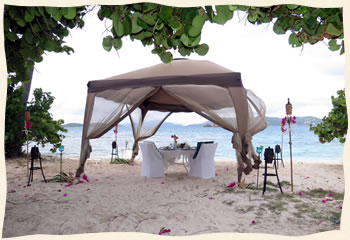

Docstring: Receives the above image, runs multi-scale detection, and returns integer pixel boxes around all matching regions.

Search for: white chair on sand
[139,142,165,178]
[189,143,217,179]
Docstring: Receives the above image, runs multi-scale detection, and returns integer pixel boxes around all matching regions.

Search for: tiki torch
[286,98,294,191]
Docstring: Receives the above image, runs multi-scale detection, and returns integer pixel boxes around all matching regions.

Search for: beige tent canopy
[76,59,267,181]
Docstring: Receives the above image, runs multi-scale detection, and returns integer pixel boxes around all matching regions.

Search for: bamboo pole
[286,98,293,192]
[288,117,293,192]
[26,129,29,177]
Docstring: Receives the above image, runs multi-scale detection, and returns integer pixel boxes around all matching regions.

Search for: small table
[159,148,196,174]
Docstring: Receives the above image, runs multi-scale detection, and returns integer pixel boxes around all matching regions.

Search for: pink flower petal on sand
[161,182,165,184]
[322,200,327,203]
[328,193,333,197]
[226,168,229,171]
[305,176,310,179]
[82,174,89,182]
[326,198,333,202]
[63,193,67,197]
[339,205,343,209]
[24,194,28,197]
[8,189,16,193]
[298,192,303,196]
[58,190,61,192]
[209,197,213,200]
[78,180,84,184]
[23,186,26,188]
[251,220,256,224]
[64,184,72,187]
[227,182,236,188]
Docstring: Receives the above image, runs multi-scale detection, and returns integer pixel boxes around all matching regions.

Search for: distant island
[203,116,322,127]
[63,123,83,127]
[63,116,322,128]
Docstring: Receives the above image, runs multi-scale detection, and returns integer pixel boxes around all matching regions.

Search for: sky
[29,5,346,125]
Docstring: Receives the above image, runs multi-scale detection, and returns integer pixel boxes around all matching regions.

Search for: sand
[2,156,345,237]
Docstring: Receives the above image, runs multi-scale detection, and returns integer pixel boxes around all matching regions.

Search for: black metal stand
[27,146,47,186]
[262,147,283,194]
[111,141,118,162]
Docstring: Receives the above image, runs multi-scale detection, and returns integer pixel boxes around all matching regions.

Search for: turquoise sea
[34,124,344,164]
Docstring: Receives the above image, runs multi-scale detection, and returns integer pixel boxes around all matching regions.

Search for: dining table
[158,147,196,174]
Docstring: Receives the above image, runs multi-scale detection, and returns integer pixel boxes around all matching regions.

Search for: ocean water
[33,124,344,164]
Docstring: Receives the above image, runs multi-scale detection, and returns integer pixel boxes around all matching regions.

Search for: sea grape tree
[98,4,344,63]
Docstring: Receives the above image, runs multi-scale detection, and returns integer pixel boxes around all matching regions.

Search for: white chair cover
[189,143,218,179]
[139,142,165,178]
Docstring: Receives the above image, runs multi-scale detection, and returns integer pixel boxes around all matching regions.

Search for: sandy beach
[2,156,344,237]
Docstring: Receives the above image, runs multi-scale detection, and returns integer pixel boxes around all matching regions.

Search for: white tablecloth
[159,148,195,173]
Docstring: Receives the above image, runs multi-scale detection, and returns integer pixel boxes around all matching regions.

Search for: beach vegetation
[111,157,129,164]
[261,200,288,214]
[303,188,344,200]
[5,87,67,156]
[310,89,347,144]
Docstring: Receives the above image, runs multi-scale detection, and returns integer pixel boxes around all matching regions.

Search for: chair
[139,142,165,178]
[189,143,217,179]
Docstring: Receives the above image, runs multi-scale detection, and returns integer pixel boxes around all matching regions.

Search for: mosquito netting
[76,59,267,181]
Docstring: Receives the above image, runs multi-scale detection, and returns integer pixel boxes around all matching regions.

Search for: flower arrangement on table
[171,134,179,149]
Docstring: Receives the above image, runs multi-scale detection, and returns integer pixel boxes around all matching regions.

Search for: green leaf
[160,52,173,63]
[24,31,34,44]
[195,43,209,56]
[169,19,183,31]
[327,23,342,36]
[102,36,113,51]
[287,5,299,10]
[159,6,173,22]
[229,5,238,11]
[112,38,123,50]
[188,15,205,37]
[132,31,152,40]
[32,23,40,33]
[52,11,62,21]
[62,7,76,20]
[44,39,57,51]
[162,38,170,48]
[191,35,201,47]
[152,48,164,54]
[247,12,258,23]
[45,7,58,16]
[123,20,131,35]
[24,11,35,22]
[112,13,124,37]
[328,39,341,51]
[16,17,26,27]
[155,22,164,31]
[136,17,148,29]
[6,32,18,41]
[273,22,286,34]
[131,15,143,34]
[180,33,190,47]
[213,5,233,25]
[142,14,156,25]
